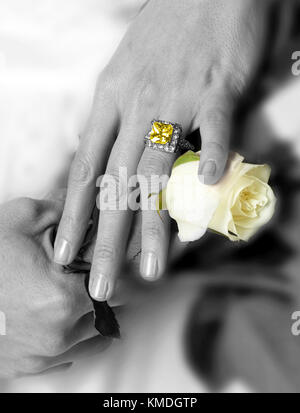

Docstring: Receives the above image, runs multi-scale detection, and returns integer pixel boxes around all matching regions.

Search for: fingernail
[90,274,109,301]
[140,252,158,281]
[54,238,71,264]
[201,159,217,176]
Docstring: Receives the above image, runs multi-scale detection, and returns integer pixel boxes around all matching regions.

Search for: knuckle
[203,65,220,87]
[106,167,122,188]
[129,76,157,110]
[227,70,247,98]
[138,152,170,178]
[69,156,95,188]
[137,81,156,102]
[204,107,228,126]
[96,242,115,262]
[203,140,227,154]
[144,224,162,241]
[15,197,44,220]
[96,67,117,95]
[60,213,76,234]
[137,160,155,177]
[8,198,51,231]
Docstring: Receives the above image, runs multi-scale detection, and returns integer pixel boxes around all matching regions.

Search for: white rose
[165,151,276,242]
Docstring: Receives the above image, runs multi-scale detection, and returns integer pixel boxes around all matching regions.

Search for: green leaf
[155,189,167,220]
[172,151,199,169]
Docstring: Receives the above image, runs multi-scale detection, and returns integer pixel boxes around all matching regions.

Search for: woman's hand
[0,197,110,379]
[54,0,271,301]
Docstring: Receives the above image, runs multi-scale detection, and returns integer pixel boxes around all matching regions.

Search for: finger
[89,120,146,301]
[54,97,118,266]
[52,335,112,365]
[126,210,142,274]
[7,198,65,234]
[126,212,189,275]
[108,278,136,307]
[198,91,234,185]
[137,147,176,281]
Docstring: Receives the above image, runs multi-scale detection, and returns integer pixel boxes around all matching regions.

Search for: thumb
[198,91,234,185]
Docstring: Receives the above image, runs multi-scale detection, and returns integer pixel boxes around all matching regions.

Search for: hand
[54,0,271,301]
[0,197,110,379]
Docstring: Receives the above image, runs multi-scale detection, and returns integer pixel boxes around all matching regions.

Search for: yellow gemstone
[149,121,173,145]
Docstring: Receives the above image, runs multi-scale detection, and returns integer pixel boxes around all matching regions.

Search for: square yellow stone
[149,121,173,145]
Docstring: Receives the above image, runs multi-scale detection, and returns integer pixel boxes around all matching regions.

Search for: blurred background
[1,0,300,393]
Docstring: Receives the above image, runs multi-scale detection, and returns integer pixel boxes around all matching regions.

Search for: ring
[144,120,195,153]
